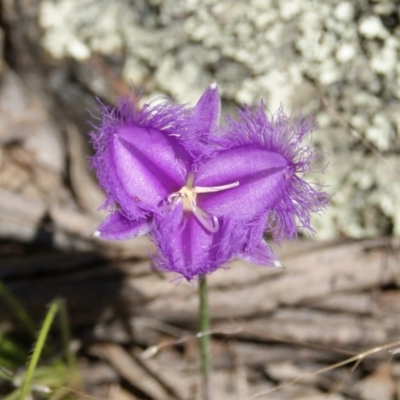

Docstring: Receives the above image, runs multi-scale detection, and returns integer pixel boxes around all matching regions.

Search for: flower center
[167,172,239,233]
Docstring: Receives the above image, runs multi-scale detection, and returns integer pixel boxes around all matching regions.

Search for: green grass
[0,281,81,400]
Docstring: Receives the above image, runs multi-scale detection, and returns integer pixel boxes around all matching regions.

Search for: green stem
[199,275,212,400]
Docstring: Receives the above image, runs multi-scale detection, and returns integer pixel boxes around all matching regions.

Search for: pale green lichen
[39,0,400,239]
[40,0,125,60]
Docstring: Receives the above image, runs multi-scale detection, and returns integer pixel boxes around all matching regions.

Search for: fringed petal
[151,205,243,281]
[195,146,289,219]
[190,83,220,132]
[93,212,150,240]
[216,102,329,239]
[240,240,281,268]
[269,176,329,241]
[174,83,222,158]
[90,96,191,219]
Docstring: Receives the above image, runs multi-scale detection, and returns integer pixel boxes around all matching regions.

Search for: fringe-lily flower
[90,85,328,280]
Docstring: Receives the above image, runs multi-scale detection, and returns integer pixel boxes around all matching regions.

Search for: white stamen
[195,181,239,194]
[92,230,101,238]
[210,82,218,89]
[192,205,219,233]
[167,192,182,203]
[167,174,239,233]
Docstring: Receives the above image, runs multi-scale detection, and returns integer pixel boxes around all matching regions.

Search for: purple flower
[89,85,328,281]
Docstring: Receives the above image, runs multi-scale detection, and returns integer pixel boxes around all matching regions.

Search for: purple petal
[235,211,280,267]
[211,103,329,239]
[94,212,150,240]
[90,97,192,219]
[152,206,242,280]
[240,240,281,267]
[175,84,221,158]
[221,102,317,161]
[112,125,190,208]
[195,146,290,219]
[191,83,220,134]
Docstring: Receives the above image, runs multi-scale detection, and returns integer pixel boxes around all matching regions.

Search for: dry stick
[244,328,356,356]
[90,55,132,97]
[248,339,400,399]
[313,79,385,160]
[140,327,243,359]
[325,358,362,400]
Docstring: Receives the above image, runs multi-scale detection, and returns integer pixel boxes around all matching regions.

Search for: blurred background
[1,0,400,399]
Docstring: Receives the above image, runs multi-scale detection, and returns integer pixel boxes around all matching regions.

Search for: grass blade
[0,331,27,362]
[0,280,36,337]
[58,298,77,371]
[18,299,59,400]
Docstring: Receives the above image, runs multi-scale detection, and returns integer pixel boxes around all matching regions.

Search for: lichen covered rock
[39,0,400,239]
